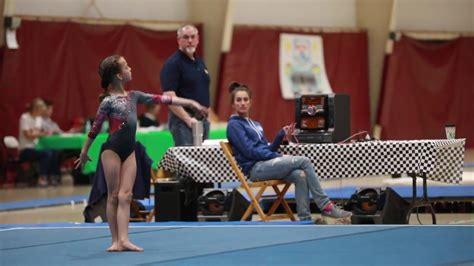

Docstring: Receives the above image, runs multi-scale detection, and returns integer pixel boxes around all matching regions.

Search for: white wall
[233,0,357,27]
[8,0,189,21]
[8,0,473,31]
[393,0,474,32]
[4,0,473,113]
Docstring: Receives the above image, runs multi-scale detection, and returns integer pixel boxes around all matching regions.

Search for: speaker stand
[407,173,436,224]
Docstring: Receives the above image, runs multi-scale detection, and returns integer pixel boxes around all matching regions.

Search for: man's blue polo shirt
[160,49,210,108]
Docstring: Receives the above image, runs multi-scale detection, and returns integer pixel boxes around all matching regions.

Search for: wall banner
[279,33,333,99]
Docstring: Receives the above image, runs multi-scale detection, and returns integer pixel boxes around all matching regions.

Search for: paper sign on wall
[279,33,332,99]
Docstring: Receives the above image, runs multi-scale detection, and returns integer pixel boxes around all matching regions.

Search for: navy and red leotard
[88,90,172,161]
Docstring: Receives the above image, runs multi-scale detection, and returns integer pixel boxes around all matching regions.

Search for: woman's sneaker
[322,206,352,219]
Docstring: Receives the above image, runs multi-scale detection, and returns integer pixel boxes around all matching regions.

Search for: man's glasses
[180,34,197,40]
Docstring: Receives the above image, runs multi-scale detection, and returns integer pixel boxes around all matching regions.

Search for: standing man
[160,24,211,146]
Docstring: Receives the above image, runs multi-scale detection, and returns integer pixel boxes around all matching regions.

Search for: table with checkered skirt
[158,139,465,184]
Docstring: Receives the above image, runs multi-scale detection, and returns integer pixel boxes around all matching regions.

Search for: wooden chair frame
[220,141,296,222]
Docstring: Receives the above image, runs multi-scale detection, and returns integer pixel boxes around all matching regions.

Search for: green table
[37,129,227,174]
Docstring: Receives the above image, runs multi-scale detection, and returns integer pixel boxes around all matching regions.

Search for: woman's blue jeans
[249,155,330,220]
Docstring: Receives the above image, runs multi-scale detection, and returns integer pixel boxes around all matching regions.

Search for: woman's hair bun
[228,81,241,93]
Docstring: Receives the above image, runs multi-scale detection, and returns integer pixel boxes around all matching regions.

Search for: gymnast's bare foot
[107,242,121,252]
[119,241,144,252]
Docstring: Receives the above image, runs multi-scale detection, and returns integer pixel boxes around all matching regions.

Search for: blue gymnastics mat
[0,195,88,211]
[1,224,473,265]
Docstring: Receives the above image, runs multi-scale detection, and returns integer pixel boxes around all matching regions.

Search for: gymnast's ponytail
[98,55,122,102]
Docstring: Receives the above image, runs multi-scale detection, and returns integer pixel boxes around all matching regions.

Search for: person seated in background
[43,101,86,134]
[226,82,352,223]
[43,100,85,180]
[18,98,61,187]
[138,103,161,128]
[41,99,63,135]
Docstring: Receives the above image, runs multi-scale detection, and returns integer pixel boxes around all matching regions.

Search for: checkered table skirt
[158,139,465,184]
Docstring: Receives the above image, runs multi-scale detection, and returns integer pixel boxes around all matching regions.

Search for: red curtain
[215,26,370,139]
[377,35,474,147]
[0,20,203,138]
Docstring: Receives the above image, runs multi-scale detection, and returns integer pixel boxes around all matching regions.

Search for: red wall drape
[215,26,370,139]
[377,35,474,147]
[0,20,203,138]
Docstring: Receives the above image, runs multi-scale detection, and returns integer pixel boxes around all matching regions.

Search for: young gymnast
[74,55,207,252]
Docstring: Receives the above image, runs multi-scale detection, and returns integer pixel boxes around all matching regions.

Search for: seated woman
[19,98,60,187]
[226,82,352,222]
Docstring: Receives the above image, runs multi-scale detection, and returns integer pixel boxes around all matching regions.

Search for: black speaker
[379,187,411,224]
[154,180,197,222]
[350,188,382,215]
[350,187,410,224]
[198,189,229,216]
[228,189,251,221]
[327,94,350,143]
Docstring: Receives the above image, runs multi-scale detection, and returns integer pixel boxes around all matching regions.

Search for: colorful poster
[279,33,333,99]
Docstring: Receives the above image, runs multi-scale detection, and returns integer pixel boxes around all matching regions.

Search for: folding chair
[220,141,296,222]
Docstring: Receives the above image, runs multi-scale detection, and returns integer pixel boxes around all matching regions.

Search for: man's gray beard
[186,47,196,55]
